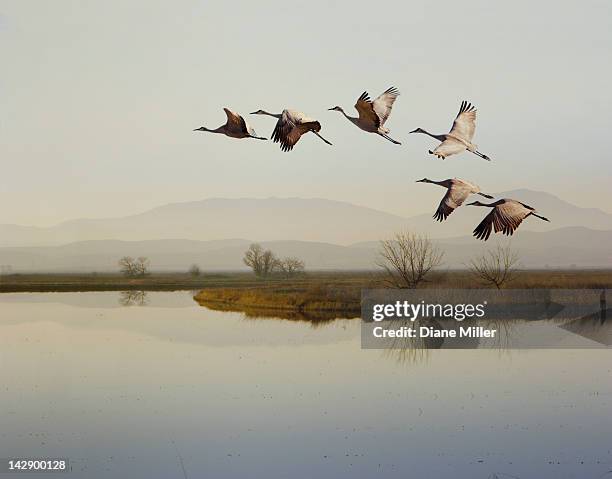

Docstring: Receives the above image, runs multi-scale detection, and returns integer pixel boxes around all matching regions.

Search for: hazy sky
[1,0,611,226]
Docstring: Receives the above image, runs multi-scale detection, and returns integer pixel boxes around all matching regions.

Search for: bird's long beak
[327,107,335,111]
[416,179,425,183]
[249,111,258,115]
[409,128,419,133]
[467,202,478,206]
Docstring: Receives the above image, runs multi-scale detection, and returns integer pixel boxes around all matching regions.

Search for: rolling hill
[1,191,611,247]
[1,227,610,272]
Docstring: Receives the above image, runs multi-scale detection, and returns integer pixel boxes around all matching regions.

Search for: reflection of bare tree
[119,290,149,307]
[379,318,440,365]
[378,317,522,365]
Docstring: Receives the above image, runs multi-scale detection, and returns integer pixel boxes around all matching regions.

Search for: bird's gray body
[194,108,266,140]
[417,177,493,221]
[251,109,332,152]
[469,198,550,240]
[329,86,401,144]
[411,101,490,161]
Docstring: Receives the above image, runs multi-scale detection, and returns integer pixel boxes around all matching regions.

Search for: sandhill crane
[193,108,266,140]
[416,178,494,221]
[468,198,550,241]
[250,109,332,152]
[410,101,490,161]
[328,87,401,144]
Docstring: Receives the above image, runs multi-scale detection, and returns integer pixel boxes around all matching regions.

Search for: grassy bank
[194,284,362,314]
[1,270,610,294]
[194,270,612,316]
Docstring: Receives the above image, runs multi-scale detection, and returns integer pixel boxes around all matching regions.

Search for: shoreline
[1,270,611,294]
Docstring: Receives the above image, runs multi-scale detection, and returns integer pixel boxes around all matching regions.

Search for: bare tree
[189,264,201,277]
[119,256,137,277]
[243,243,265,276]
[118,256,150,277]
[261,249,280,276]
[279,257,305,278]
[135,257,150,276]
[243,243,279,277]
[377,231,444,289]
[468,242,519,289]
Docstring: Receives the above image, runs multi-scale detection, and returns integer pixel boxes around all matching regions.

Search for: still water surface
[0,292,611,478]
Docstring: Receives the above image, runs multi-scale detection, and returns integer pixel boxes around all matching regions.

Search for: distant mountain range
[1,227,610,272]
[0,191,610,271]
[1,190,612,248]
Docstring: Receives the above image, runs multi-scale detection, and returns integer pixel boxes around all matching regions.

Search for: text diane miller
[372,325,497,338]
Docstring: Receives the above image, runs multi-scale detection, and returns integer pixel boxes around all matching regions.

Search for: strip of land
[194,270,612,316]
[1,270,611,294]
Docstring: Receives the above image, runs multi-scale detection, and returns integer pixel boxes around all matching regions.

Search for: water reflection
[198,298,358,329]
[118,290,149,307]
[0,291,611,478]
[560,308,612,346]
[360,289,612,354]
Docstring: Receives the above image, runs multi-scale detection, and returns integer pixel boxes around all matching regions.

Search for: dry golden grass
[194,284,362,313]
[194,269,612,315]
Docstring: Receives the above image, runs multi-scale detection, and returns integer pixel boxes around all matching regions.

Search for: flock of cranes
[193,87,550,241]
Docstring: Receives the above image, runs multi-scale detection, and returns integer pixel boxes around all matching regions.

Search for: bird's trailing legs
[531,213,550,222]
[312,131,332,146]
[473,150,491,161]
[248,134,268,140]
[380,133,401,145]
[478,192,494,199]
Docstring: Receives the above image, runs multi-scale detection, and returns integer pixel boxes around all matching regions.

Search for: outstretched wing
[271,110,319,152]
[473,201,530,241]
[431,137,466,158]
[448,101,477,141]
[223,108,249,134]
[271,111,297,151]
[354,91,379,128]
[372,86,399,126]
[433,183,472,221]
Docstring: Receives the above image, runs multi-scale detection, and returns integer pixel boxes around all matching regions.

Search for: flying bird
[250,109,332,152]
[410,101,490,161]
[416,178,494,222]
[193,108,266,140]
[328,86,401,144]
[468,198,550,241]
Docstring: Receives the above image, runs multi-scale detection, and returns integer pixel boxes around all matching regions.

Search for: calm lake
[1,292,611,479]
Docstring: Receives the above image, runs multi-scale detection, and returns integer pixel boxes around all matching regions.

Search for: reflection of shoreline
[198,299,359,327]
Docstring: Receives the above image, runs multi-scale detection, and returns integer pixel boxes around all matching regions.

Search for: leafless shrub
[377,231,444,289]
[243,243,279,278]
[468,242,519,289]
[118,256,150,277]
[279,257,305,278]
